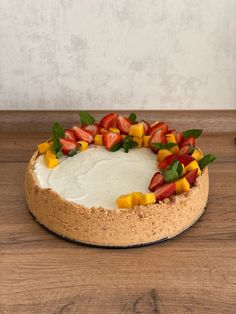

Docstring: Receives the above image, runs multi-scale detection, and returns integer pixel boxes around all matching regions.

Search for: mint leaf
[52,122,65,153]
[164,169,179,183]
[183,129,202,139]
[56,151,63,159]
[189,145,195,154]
[128,113,137,123]
[198,154,216,169]
[110,141,122,152]
[152,142,177,150]
[79,111,95,125]
[122,135,137,152]
[164,160,182,182]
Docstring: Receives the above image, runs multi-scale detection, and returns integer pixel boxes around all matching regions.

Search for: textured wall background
[0,0,236,110]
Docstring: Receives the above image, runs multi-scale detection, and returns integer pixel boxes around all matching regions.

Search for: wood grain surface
[0,110,236,314]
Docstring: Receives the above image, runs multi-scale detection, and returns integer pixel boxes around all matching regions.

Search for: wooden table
[1,110,236,314]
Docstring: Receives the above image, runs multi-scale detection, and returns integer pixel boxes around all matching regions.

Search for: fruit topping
[157,149,173,162]
[149,130,167,152]
[148,172,165,192]
[59,138,77,155]
[132,136,143,148]
[129,123,144,138]
[73,126,94,144]
[153,183,176,201]
[116,194,133,209]
[64,129,77,142]
[77,141,89,152]
[38,142,50,154]
[94,134,103,145]
[99,113,118,129]
[185,160,202,175]
[103,132,122,151]
[140,120,150,135]
[143,135,151,147]
[180,136,195,148]
[81,124,99,136]
[140,193,156,205]
[117,115,132,134]
[175,177,190,194]
[184,169,198,184]
[147,122,168,136]
[45,150,59,168]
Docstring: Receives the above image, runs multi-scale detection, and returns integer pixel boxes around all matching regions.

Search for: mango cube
[185,160,202,175]
[133,136,143,148]
[157,149,173,162]
[169,145,179,154]
[116,194,133,209]
[181,164,187,176]
[45,150,59,168]
[143,136,151,147]
[175,177,190,194]
[109,128,120,134]
[77,141,88,151]
[140,193,156,205]
[94,134,103,145]
[100,128,108,135]
[121,134,127,140]
[132,192,144,206]
[38,142,51,154]
[129,123,144,138]
[191,149,204,161]
[166,133,176,143]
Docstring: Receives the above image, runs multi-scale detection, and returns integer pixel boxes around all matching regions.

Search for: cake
[25,112,216,247]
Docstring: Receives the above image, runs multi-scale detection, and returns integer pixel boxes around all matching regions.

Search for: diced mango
[116,194,133,209]
[181,164,187,176]
[77,141,88,151]
[175,177,190,194]
[185,160,202,176]
[169,145,179,154]
[143,135,151,147]
[191,149,204,161]
[166,133,176,144]
[121,134,127,140]
[100,128,108,135]
[140,193,156,205]
[94,134,103,145]
[129,123,144,138]
[38,142,51,154]
[109,128,120,134]
[132,192,144,206]
[157,149,173,162]
[45,150,59,168]
[133,136,143,148]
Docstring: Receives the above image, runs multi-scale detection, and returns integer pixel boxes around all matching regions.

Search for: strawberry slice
[170,130,184,145]
[180,136,195,148]
[64,129,77,142]
[99,113,118,129]
[158,154,177,170]
[179,145,191,155]
[117,115,132,134]
[176,153,194,166]
[149,129,167,152]
[73,126,94,143]
[59,138,77,155]
[154,183,176,201]
[81,123,100,136]
[103,132,121,150]
[184,169,198,184]
[140,120,150,135]
[148,172,165,192]
[147,122,168,136]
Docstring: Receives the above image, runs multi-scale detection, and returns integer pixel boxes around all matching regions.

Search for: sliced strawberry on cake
[103,132,122,150]
[64,129,77,142]
[117,115,132,135]
[99,113,118,130]
[59,138,77,155]
[73,126,94,144]
[148,172,165,192]
[153,183,176,201]
[147,122,168,136]
[81,123,100,136]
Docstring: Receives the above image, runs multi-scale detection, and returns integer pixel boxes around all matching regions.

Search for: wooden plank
[0,111,236,314]
[0,110,236,132]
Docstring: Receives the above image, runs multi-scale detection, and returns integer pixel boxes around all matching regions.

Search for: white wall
[0,0,236,110]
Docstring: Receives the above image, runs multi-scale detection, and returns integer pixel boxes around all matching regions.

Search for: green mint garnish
[128,113,137,123]
[188,145,195,154]
[182,129,202,139]
[122,135,137,153]
[110,141,122,152]
[79,111,95,125]
[152,142,177,150]
[164,160,182,182]
[51,122,65,154]
[198,154,216,169]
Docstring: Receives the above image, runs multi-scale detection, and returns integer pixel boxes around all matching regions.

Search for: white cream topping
[34,146,157,209]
